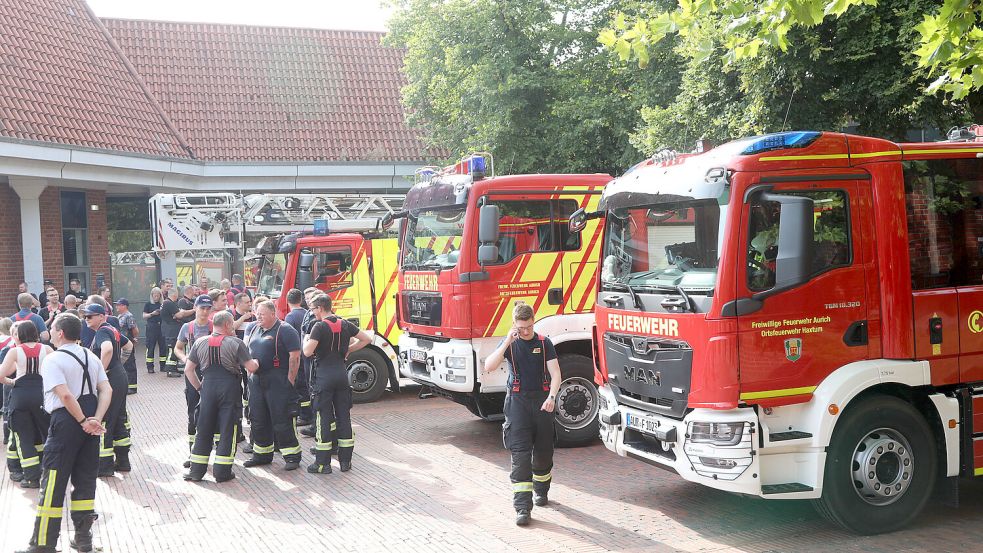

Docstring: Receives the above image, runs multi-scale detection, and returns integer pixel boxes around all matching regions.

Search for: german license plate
[626,412,661,435]
[410,349,427,363]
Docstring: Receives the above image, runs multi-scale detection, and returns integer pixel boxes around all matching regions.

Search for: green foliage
[626,0,968,154]
[385,0,682,175]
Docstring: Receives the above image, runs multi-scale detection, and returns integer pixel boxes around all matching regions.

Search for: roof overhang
[0,138,423,194]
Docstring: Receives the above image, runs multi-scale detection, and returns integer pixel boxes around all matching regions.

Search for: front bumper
[598,384,764,496]
[398,334,477,393]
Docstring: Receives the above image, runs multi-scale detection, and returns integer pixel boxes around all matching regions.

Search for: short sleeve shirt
[247,321,301,372]
[178,321,213,345]
[143,301,162,325]
[91,324,130,371]
[284,308,307,336]
[187,334,252,376]
[11,310,47,337]
[503,335,557,393]
[160,300,181,337]
[309,317,359,363]
[176,297,195,324]
[42,343,109,413]
[118,312,136,338]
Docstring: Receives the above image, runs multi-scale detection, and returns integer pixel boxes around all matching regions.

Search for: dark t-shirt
[160,300,181,338]
[284,307,307,336]
[144,301,162,325]
[309,317,359,363]
[90,324,130,371]
[247,321,301,372]
[229,308,255,340]
[187,334,252,376]
[38,304,66,326]
[503,334,557,393]
[176,297,195,324]
[11,310,47,337]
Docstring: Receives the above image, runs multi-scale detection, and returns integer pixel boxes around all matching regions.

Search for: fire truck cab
[396,155,610,446]
[584,128,983,534]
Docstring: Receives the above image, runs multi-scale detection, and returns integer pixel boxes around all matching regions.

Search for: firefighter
[20,313,111,553]
[160,288,184,377]
[243,300,303,471]
[115,299,139,394]
[12,292,50,343]
[82,303,134,477]
[142,287,165,374]
[0,322,53,488]
[183,311,257,483]
[1,318,19,481]
[284,288,313,426]
[174,295,214,456]
[298,287,320,439]
[483,303,561,527]
[302,294,370,474]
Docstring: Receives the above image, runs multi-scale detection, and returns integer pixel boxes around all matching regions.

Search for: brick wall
[0,183,24,313]
[39,186,64,289]
[87,189,109,294]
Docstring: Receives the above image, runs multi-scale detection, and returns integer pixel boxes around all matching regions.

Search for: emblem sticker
[784,338,802,362]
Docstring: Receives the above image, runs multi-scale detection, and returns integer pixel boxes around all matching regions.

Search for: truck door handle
[547,288,563,305]
[843,320,868,347]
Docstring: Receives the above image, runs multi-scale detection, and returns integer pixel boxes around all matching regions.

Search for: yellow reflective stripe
[338,438,354,447]
[532,472,552,482]
[512,482,534,493]
[38,468,59,546]
[20,456,40,468]
[850,150,901,159]
[35,442,44,451]
[253,443,274,454]
[904,148,983,155]
[740,386,817,401]
[189,454,210,464]
[300,401,311,408]
[975,467,983,476]
[37,505,63,517]
[315,443,334,450]
[280,445,302,455]
[331,422,337,431]
[187,435,196,443]
[6,450,19,459]
[124,419,132,430]
[70,499,95,511]
[231,425,238,457]
[127,384,137,389]
[758,154,849,162]
[214,456,235,465]
[99,450,114,458]
[113,438,132,447]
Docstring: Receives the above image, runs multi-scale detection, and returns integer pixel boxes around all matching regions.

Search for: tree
[628,0,968,153]
[601,0,983,110]
[385,0,683,175]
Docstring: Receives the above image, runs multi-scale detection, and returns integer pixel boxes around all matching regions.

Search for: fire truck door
[737,181,869,403]
[312,239,372,329]
[559,192,602,316]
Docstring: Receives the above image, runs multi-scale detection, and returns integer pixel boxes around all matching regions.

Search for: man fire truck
[151,193,402,403]
[395,154,609,446]
[577,127,983,534]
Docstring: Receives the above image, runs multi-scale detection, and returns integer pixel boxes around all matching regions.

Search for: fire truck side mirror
[478,204,500,243]
[296,251,315,291]
[754,193,814,299]
[569,208,588,233]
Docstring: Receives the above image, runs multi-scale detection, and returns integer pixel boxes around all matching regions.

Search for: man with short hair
[39,288,66,329]
[183,311,257,483]
[229,293,255,340]
[483,303,561,527]
[284,288,313,426]
[14,281,40,313]
[230,273,251,299]
[115,300,139,395]
[243,301,303,471]
[160,289,183,376]
[67,278,86,299]
[19,313,111,553]
[82,303,133,477]
[64,295,79,312]
[12,293,49,343]
[175,296,214,455]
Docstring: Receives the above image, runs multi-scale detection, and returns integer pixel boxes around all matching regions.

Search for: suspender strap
[53,349,93,397]
[207,334,225,367]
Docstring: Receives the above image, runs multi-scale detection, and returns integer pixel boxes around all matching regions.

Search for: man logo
[785,338,802,362]
[631,337,649,356]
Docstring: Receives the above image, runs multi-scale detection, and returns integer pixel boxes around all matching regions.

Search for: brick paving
[4,352,983,552]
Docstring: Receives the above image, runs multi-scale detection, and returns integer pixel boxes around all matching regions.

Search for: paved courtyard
[4,356,983,552]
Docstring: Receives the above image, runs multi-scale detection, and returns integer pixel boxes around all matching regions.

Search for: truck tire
[347,349,389,404]
[813,395,937,534]
[554,353,600,448]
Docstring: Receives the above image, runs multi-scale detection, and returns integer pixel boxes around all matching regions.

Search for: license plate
[626,412,662,435]
[410,349,427,363]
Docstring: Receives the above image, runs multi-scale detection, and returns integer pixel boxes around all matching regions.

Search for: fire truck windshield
[400,207,465,271]
[600,198,726,297]
[256,253,287,297]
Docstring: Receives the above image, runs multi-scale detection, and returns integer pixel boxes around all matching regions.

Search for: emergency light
[313,219,328,236]
[741,131,821,155]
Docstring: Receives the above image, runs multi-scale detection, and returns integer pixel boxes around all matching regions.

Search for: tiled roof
[0,0,192,158]
[102,19,434,163]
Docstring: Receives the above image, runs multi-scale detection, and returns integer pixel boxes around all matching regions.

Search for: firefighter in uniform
[302,294,370,473]
[1,318,21,481]
[174,295,214,457]
[284,288,313,427]
[483,303,561,526]
[0,322,53,488]
[183,311,257,483]
[20,313,112,553]
[83,303,134,477]
[243,300,303,471]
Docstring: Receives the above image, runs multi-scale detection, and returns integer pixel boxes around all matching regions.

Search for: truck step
[418,386,436,400]
[769,431,812,442]
[762,483,814,495]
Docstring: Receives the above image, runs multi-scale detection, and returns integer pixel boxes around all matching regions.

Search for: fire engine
[574,126,983,534]
[150,192,404,403]
[393,154,610,446]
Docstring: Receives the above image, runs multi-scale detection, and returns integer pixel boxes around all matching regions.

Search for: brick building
[0,0,434,306]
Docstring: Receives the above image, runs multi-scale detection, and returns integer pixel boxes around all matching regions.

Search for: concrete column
[158,250,177,285]
[9,177,47,295]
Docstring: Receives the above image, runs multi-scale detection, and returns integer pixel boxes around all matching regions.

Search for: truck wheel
[347,349,389,404]
[813,395,937,535]
[554,353,599,448]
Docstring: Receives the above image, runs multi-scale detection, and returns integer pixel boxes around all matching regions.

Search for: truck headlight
[688,422,744,446]
[446,356,468,369]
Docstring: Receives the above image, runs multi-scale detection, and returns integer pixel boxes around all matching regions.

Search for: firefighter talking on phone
[483,302,561,527]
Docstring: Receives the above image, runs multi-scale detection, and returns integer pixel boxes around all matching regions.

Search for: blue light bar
[313,219,328,236]
[741,131,821,155]
[465,155,486,174]
[419,168,436,181]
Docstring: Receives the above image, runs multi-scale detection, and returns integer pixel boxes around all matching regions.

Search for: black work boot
[534,493,548,507]
[115,451,131,472]
[307,463,331,474]
[515,509,531,526]
[70,513,98,552]
[243,457,271,468]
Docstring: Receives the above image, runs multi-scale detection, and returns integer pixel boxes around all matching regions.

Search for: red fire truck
[579,127,983,534]
[395,155,610,446]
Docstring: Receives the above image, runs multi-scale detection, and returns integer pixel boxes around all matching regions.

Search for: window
[492,199,582,265]
[61,191,89,292]
[312,245,353,293]
[904,158,983,290]
[747,190,851,291]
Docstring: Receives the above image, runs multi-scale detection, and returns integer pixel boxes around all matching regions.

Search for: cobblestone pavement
[4,357,983,552]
